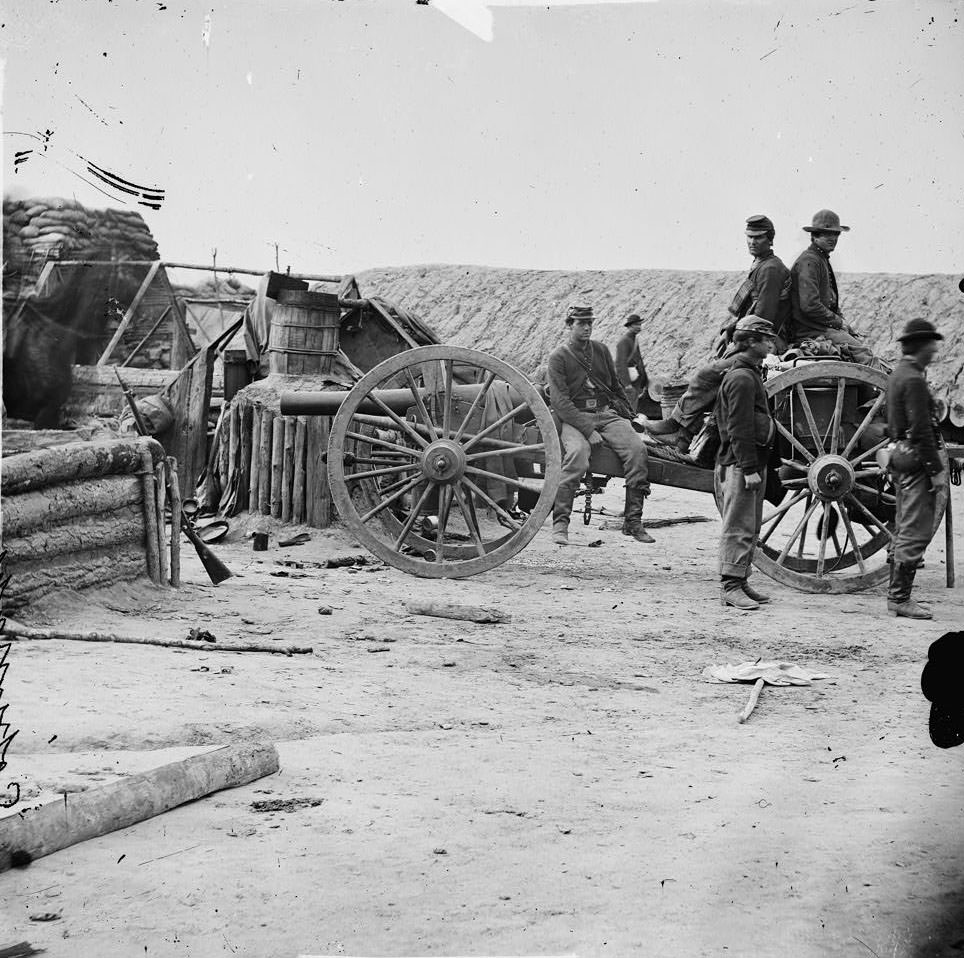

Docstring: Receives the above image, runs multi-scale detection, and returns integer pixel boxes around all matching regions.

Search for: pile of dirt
[357,264,964,423]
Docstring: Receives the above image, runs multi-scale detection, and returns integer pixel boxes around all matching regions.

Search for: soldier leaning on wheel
[715,315,777,611]
[885,318,946,620]
[546,303,653,547]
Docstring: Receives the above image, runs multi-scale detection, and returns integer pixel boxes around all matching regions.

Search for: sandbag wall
[0,438,177,610]
[214,381,333,528]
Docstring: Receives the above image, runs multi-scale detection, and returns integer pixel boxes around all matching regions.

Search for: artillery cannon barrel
[281,384,525,417]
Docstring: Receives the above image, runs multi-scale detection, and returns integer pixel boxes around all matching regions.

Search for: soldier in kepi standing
[886,318,945,620]
[547,304,653,546]
[716,316,777,610]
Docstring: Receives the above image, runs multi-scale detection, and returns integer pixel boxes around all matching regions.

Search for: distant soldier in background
[885,318,945,620]
[547,304,653,546]
[646,214,790,451]
[614,313,649,415]
[715,316,777,611]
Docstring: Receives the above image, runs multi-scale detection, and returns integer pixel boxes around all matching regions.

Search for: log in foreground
[404,601,511,624]
[0,742,280,872]
[1,622,312,656]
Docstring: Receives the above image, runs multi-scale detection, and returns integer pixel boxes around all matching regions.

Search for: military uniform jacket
[547,340,628,438]
[728,252,792,338]
[790,243,843,339]
[715,354,774,472]
[614,330,648,393]
[887,356,943,477]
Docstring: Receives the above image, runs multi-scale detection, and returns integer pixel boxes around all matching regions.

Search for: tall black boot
[622,486,655,543]
[887,561,931,619]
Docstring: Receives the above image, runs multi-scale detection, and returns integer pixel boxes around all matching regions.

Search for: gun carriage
[281,344,956,594]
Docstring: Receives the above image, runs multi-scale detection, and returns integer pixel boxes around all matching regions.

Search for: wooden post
[259,408,275,516]
[270,416,285,518]
[293,417,307,523]
[946,492,955,588]
[138,449,162,584]
[167,457,182,588]
[97,260,161,365]
[249,405,262,512]
[281,417,296,523]
[218,406,230,506]
[154,458,169,586]
[306,415,331,528]
[237,403,253,513]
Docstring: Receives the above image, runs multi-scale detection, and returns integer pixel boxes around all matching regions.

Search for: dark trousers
[893,470,937,565]
[717,463,765,579]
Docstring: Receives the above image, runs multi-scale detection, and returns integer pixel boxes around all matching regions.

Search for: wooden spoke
[464,442,545,462]
[464,465,543,494]
[851,438,890,469]
[376,475,419,497]
[461,403,530,452]
[761,489,809,530]
[365,391,430,449]
[776,497,822,565]
[780,458,810,472]
[829,378,846,455]
[816,502,831,575]
[393,482,436,551]
[797,495,813,559]
[346,462,421,483]
[843,492,894,540]
[359,474,425,524]
[451,483,487,557]
[452,370,498,443]
[774,420,815,464]
[344,454,411,467]
[853,482,896,504]
[780,477,810,489]
[838,504,868,573]
[441,359,454,439]
[344,430,420,458]
[461,475,523,531]
[404,367,439,439]
[795,384,825,455]
[852,468,885,480]
[842,393,885,458]
[435,485,453,562]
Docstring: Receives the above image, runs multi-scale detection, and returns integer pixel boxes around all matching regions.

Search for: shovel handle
[737,678,766,724]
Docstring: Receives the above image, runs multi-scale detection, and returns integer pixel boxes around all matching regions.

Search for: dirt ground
[2,481,964,958]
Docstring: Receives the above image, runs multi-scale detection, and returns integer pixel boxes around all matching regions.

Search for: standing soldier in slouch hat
[885,318,945,619]
[546,304,653,546]
[716,315,777,610]
[614,313,649,415]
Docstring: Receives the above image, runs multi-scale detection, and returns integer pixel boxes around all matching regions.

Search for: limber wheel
[327,345,562,578]
[714,361,946,594]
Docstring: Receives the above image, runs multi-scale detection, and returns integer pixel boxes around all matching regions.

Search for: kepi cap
[803,209,850,233]
[897,318,943,344]
[734,315,776,337]
[566,303,594,323]
[745,214,774,236]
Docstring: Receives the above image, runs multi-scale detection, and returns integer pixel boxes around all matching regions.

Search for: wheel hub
[420,439,466,483]
[807,454,855,500]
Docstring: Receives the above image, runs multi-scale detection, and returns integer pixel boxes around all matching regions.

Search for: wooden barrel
[268,290,342,376]
[660,383,688,420]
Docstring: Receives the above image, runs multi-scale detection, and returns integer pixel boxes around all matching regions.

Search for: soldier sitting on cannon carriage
[546,303,654,546]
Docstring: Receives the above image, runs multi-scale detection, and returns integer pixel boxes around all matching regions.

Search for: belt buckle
[584,398,598,411]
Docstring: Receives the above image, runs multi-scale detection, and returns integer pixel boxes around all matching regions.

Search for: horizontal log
[1,475,142,539]
[1,437,163,496]
[2,545,147,610]
[4,503,144,563]
[403,601,510,624]
[1,622,313,656]
[0,742,280,873]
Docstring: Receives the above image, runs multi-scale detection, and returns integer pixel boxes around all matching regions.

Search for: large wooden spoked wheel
[328,345,562,578]
[714,361,946,594]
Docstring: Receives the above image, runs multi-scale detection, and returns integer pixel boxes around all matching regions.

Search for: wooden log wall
[0,437,178,609]
[216,395,332,528]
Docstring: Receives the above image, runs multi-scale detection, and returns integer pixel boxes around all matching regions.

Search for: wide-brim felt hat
[803,209,850,233]
[898,318,943,343]
[624,313,642,328]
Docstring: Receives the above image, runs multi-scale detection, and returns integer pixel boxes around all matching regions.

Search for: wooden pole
[946,491,955,588]
[237,403,253,513]
[0,742,281,873]
[737,678,766,724]
[97,260,162,365]
[249,406,262,512]
[270,416,285,518]
[293,417,307,523]
[259,408,275,516]
[281,417,296,523]
[154,458,170,586]
[138,449,162,584]
[167,457,182,587]
[120,305,171,368]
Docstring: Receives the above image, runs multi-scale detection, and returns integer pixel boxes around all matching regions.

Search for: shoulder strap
[563,344,618,401]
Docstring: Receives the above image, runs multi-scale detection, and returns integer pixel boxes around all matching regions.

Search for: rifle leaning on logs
[115,368,232,585]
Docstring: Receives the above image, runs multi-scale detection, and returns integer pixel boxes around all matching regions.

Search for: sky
[1,0,962,277]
